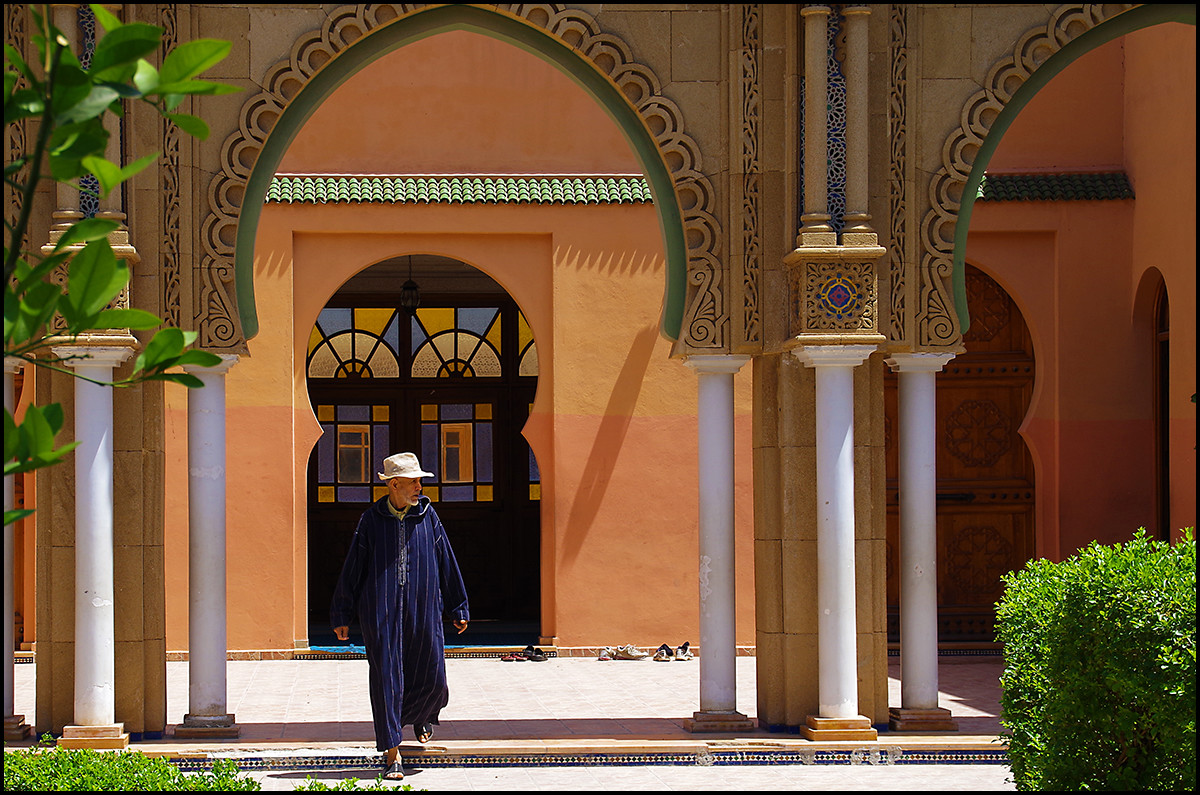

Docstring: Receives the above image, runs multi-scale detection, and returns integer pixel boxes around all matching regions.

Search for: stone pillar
[793,344,878,740]
[886,353,959,731]
[799,4,835,246]
[683,355,755,732]
[841,5,876,244]
[176,355,240,738]
[53,345,134,749]
[3,358,32,741]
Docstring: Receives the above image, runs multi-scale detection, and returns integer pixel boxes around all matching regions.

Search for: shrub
[2,741,259,790]
[995,528,1196,791]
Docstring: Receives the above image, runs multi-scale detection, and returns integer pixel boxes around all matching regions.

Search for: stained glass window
[315,404,390,502]
[420,403,494,502]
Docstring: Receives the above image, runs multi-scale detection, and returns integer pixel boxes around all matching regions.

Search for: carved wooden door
[886,265,1036,643]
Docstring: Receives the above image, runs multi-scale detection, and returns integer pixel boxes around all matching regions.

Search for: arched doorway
[886,264,1036,644]
[305,255,541,646]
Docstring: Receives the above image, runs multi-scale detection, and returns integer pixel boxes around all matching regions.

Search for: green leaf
[65,239,128,319]
[96,307,162,330]
[81,151,158,197]
[150,79,241,98]
[3,509,35,527]
[159,38,231,85]
[88,4,125,34]
[133,326,187,373]
[88,23,163,82]
[132,59,160,95]
[56,83,122,125]
[164,112,210,140]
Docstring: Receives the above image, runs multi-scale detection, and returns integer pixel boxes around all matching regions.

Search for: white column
[794,345,875,721]
[886,352,958,731]
[53,345,134,739]
[683,355,755,732]
[3,358,31,740]
[179,355,239,736]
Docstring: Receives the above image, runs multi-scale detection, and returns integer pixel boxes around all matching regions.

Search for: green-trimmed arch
[232,4,688,342]
[952,3,1196,331]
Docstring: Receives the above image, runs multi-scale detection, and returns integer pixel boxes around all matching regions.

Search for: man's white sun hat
[378,452,435,481]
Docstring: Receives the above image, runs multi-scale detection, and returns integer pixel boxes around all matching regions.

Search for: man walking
[331,452,470,781]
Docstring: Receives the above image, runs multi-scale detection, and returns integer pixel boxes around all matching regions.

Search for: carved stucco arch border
[196,3,724,353]
[913,3,1140,350]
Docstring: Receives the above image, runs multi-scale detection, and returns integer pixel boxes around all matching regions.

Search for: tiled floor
[9,654,1014,790]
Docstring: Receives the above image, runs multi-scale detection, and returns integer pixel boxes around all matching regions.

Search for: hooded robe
[330,494,470,750]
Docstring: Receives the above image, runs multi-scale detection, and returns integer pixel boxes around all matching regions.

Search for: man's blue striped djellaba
[330,494,470,751]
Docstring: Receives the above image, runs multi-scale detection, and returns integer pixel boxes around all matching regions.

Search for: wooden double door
[885,265,1036,644]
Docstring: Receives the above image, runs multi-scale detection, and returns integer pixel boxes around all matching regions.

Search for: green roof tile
[976,172,1134,202]
[265,175,654,205]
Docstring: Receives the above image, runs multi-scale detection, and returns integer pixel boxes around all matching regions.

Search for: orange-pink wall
[164,28,756,652]
[968,25,1196,560]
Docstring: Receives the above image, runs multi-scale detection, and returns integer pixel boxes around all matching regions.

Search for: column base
[4,714,32,741]
[59,723,129,749]
[800,714,878,741]
[685,710,757,733]
[888,706,959,732]
[175,713,240,739]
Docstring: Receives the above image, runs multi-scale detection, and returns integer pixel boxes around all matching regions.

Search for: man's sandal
[383,761,404,780]
[416,723,433,743]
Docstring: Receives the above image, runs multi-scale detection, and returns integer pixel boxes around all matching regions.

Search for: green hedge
[2,741,412,791]
[995,528,1196,791]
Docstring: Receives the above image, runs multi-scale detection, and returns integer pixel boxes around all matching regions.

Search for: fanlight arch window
[307,304,537,381]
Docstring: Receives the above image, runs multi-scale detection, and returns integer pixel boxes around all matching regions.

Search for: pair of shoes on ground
[501,644,548,662]
[654,641,693,661]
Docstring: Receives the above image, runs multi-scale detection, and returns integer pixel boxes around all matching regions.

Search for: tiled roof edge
[976,172,1134,202]
[265,175,655,205]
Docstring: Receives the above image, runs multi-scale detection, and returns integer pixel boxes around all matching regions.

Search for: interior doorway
[305,256,541,647]
[885,264,1036,644]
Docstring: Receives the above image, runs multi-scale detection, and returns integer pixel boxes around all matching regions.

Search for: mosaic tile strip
[266,176,654,205]
[976,172,1133,202]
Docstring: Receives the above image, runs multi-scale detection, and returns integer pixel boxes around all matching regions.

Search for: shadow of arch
[925,3,1195,337]
[211,4,717,348]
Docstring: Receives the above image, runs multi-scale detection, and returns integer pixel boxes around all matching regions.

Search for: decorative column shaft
[794,345,878,739]
[886,353,958,731]
[799,4,834,244]
[54,345,134,749]
[3,358,31,740]
[177,355,240,738]
[842,5,875,243]
[683,356,755,732]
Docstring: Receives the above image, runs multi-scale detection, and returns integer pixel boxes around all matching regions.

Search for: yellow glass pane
[307,325,324,356]
[475,403,492,420]
[373,486,390,501]
[485,317,502,354]
[477,485,493,502]
[355,307,393,338]
[529,484,541,501]
[373,405,389,421]
[317,405,335,422]
[318,486,335,503]
[424,486,439,502]
[519,311,533,351]
[308,345,339,378]
[418,308,455,336]
[421,404,438,421]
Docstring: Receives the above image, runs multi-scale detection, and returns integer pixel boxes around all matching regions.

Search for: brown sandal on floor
[383,761,404,780]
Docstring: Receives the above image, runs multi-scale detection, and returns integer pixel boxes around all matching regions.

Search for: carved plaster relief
[201,3,727,353]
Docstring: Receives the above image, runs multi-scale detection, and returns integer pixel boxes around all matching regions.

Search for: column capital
[885,352,956,373]
[800,4,832,17]
[50,345,136,368]
[183,353,240,376]
[4,356,25,375]
[793,344,876,369]
[682,354,750,375]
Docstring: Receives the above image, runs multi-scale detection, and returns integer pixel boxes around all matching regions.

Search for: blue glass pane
[383,312,400,357]
[529,447,540,482]
[441,404,472,420]
[442,485,475,502]
[318,424,335,482]
[458,307,498,336]
[338,486,372,502]
[411,316,427,355]
[477,423,493,482]
[421,424,439,483]
[319,308,353,335]
[337,405,369,421]
[373,425,390,480]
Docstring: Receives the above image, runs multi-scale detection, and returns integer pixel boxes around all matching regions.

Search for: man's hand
[334,626,350,641]
[453,619,468,634]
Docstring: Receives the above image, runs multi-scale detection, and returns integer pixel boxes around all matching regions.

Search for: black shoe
[520,644,548,662]
[653,643,673,662]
